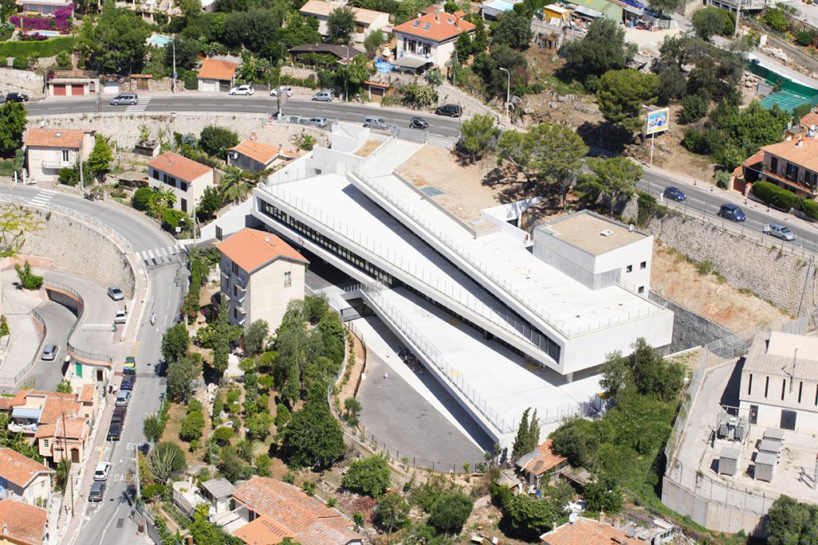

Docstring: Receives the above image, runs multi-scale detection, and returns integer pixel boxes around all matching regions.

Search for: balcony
[41,160,70,170]
[763,168,818,197]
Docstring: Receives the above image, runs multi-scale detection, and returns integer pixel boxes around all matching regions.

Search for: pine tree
[87,134,113,180]
[511,408,531,461]
[528,409,541,453]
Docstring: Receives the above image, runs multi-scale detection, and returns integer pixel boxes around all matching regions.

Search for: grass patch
[540,74,587,96]
[0,160,15,177]
[0,37,75,58]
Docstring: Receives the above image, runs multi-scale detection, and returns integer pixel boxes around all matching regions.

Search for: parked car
[111,407,127,425]
[434,104,462,117]
[663,186,686,202]
[123,357,136,376]
[409,117,429,129]
[120,375,136,391]
[94,462,111,481]
[107,423,122,441]
[115,390,131,407]
[6,92,29,103]
[110,93,138,106]
[764,223,796,241]
[114,310,127,324]
[363,116,389,130]
[41,344,57,361]
[307,117,328,128]
[718,203,746,222]
[311,90,334,102]
[229,85,254,96]
[107,286,124,301]
[270,85,293,97]
[89,481,106,502]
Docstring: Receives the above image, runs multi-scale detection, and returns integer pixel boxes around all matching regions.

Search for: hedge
[751,181,797,210]
[800,198,818,220]
[0,37,75,58]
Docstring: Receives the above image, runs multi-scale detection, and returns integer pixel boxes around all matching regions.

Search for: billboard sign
[645,107,670,135]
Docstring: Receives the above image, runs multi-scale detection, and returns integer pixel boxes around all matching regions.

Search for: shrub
[180,411,205,442]
[142,483,166,502]
[714,170,730,189]
[23,274,43,290]
[752,181,797,210]
[162,209,188,232]
[374,493,410,532]
[11,55,29,69]
[428,493,473,535]
[799,198,818,220]
[132,187,153,210]
[274,403,291,428]
[795,30,816,46]
[763,8,789,32]
[213,426,234,445]
[342,455,391,497]
[680,93,708,124]
[0,37,74,58]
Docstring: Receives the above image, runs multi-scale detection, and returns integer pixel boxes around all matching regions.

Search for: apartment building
[24,129,95,184]
[393,9,474,70]
[147,152,215,214]
[759,137,818,199]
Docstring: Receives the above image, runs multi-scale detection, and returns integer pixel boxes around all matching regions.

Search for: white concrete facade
[300,1,390,44]
[395,34,457,68]
[25,132,94,184]
[148,162,215,214]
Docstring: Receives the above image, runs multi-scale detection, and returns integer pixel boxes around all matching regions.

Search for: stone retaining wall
[0,67,45,98]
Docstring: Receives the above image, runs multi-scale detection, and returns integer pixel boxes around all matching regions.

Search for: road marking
[125,97,151,113]
[30,189,56,206]
[131,341,140,357]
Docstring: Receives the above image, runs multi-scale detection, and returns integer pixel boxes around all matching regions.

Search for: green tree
[167,354,202,402]
[596,69,660,133]
[657,65,686,105]
[578,157,643,213]
[246,411,273,440]
[491,11,533,50]
[278,387,345,469]
[0,102,26,158]
[692,7,726,41]
[147,441,186,483]
[55,380,73,394]
[511,408,531,461]
[457,113,499,163]
[364,29,384,55]
[199,125,239,158]
[219,167,253,204]
[337,55,371,99]
[132,187,154,211]
[343,397,362,425]
[583,477,623,512]
[499,491,565,541]
[161,323,190,363]
[180,410,205,441]
[647,0,681,15]
[342,455,392,496]
[87,134,113,181]
[327,6,356,44]
[222,9,284,52]
[374,493,410,532]
[528,409,540,454]
[680,92,709,124]
[475,44,527,99]
[211,305,237,377]
[429,493,473,535]
[549,416,599,468]
[198,186,223,218]
[763,7,789,32]
[244,319,269,356]
[767,495,818,545]
[456,32,474,61]
[143,414,165,443]
[78,1,151,74]
[600,338,685,402]
[561,18,635,83]
[401,84,439,108]
[189,504,244,545]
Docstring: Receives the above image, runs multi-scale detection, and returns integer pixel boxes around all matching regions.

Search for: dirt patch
[651,242,791,332]
[395,146,502,227]
[354,139,384,158]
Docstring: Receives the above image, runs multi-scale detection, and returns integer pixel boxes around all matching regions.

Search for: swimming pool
[28,30,60,36]
[147,34,171,46]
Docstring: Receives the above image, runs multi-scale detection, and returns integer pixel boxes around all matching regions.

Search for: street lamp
[342,44,350,102]
[499,67,510,125]
[171,37,177,93]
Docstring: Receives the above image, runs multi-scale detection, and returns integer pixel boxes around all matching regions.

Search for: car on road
[434,104,462,118]
[107,423,122,441]
[6,92,29,103]
[41,344,57,361]
[114,310,127,324]
[110,93,138,106]
[312,90,334,102]
[89,481,106,502]
[270,85,293,97]
[123,357,136,375]
[363,117,389,130]
[307,117,328,128]
[663,186,686,202]
[107,286,124,301]
[111,407,127,425]
[718,203,746,222]
[229,85,254,96]
[764,223,796,241]
[120,375,136,391]
[94,462,111,481]
[409,117,429,130]
[115,390,131,407]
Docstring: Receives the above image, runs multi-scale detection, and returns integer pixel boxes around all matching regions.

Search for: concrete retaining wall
[0,68,44,98]
[649,291,734,352]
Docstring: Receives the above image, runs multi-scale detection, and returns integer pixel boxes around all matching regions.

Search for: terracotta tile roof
[198,58,238,81]
[39,397,82,425]
[25,128,87,149]
[516,439,567,476]
[300,0,387,24]
[541,517,635,545]
[216,228,308,274]
[35,416,87,440]
[227,140,294,166]
[148,151,213,183]
[232,477,362,545]
[800,110,818,128]
[0,500,47,545]
[394,11,474,41]
[761,137,818,173]
[0,448,53,489]
[0,398,14,412]
[743,150,764,167]
[80,384,95,403]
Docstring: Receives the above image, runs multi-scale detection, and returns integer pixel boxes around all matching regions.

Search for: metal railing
[45,280,115,365]
[0,307,47,386]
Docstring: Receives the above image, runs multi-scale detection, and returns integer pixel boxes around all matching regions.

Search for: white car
[114,310,127,324]
[94,462,111,481]
[270,85,293,97]
[229,85,254,96]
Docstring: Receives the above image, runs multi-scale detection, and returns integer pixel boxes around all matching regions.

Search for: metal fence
[46,280,115,365]
[0,308,47,386]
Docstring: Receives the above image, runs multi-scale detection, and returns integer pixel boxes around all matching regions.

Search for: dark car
[718,203,746,222]
[107,422,122,441]
[409,117,429,129]
[111,407,127,425]
[434,104,462,118]
[663,186,686,202]
[89,481,106,502]
[120,375,135,391]
[6,92,29,103]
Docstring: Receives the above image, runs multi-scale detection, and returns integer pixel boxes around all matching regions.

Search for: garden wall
[0,67,45,98]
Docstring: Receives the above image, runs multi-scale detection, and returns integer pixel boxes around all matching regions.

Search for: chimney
[551,521,557,532]
[599,511,605,524]
[436,11,440,23]
[2,523,7,535]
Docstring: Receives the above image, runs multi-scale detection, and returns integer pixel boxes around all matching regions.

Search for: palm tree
[219,167,252,204]
[146,187,176,221]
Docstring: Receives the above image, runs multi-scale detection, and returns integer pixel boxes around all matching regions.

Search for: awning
[12,407,42,420]
[393,55,432,69]
[574,5,603,17]
[621,3,642,14]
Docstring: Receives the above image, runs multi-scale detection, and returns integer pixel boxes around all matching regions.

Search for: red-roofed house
[0,499,48,545]
[300,0,390,44]
[197,59,238,92]
[759,137,818,199]
[230,477,362,545]
[0,449,53,506]
[540,517,635,544]
[148,152,215,214]
[226,140,297,173]
[216,228,309,330]
[394,10,474,70]
[515,439,567,490]
[24,128,95,183]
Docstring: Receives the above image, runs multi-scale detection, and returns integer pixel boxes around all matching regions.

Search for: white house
[197,59,237,92]
[299,0,390,44]
[147,151,215,214]
[24,128,95,184]
[216,228,309,330]
[0,449,53,506]
[739,331,818,432]
[393,9,474,70]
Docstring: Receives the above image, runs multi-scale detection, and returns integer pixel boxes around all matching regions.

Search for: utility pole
[342,45,350,102]
[62,412,74,516]
[78,140,84,192]
[734,0,741,39]
[499,67,510,125]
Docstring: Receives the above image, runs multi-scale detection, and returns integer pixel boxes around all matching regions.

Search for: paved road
[26,301,74,393]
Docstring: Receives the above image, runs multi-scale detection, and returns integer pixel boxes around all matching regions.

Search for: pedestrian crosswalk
[30,189,56,207]
[126,97,151,113]
[137,244,184,267]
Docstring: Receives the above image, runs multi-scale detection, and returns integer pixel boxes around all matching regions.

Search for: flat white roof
[537,211,648,256]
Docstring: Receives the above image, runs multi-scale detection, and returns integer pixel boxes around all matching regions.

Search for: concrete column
[566,372,573,383]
